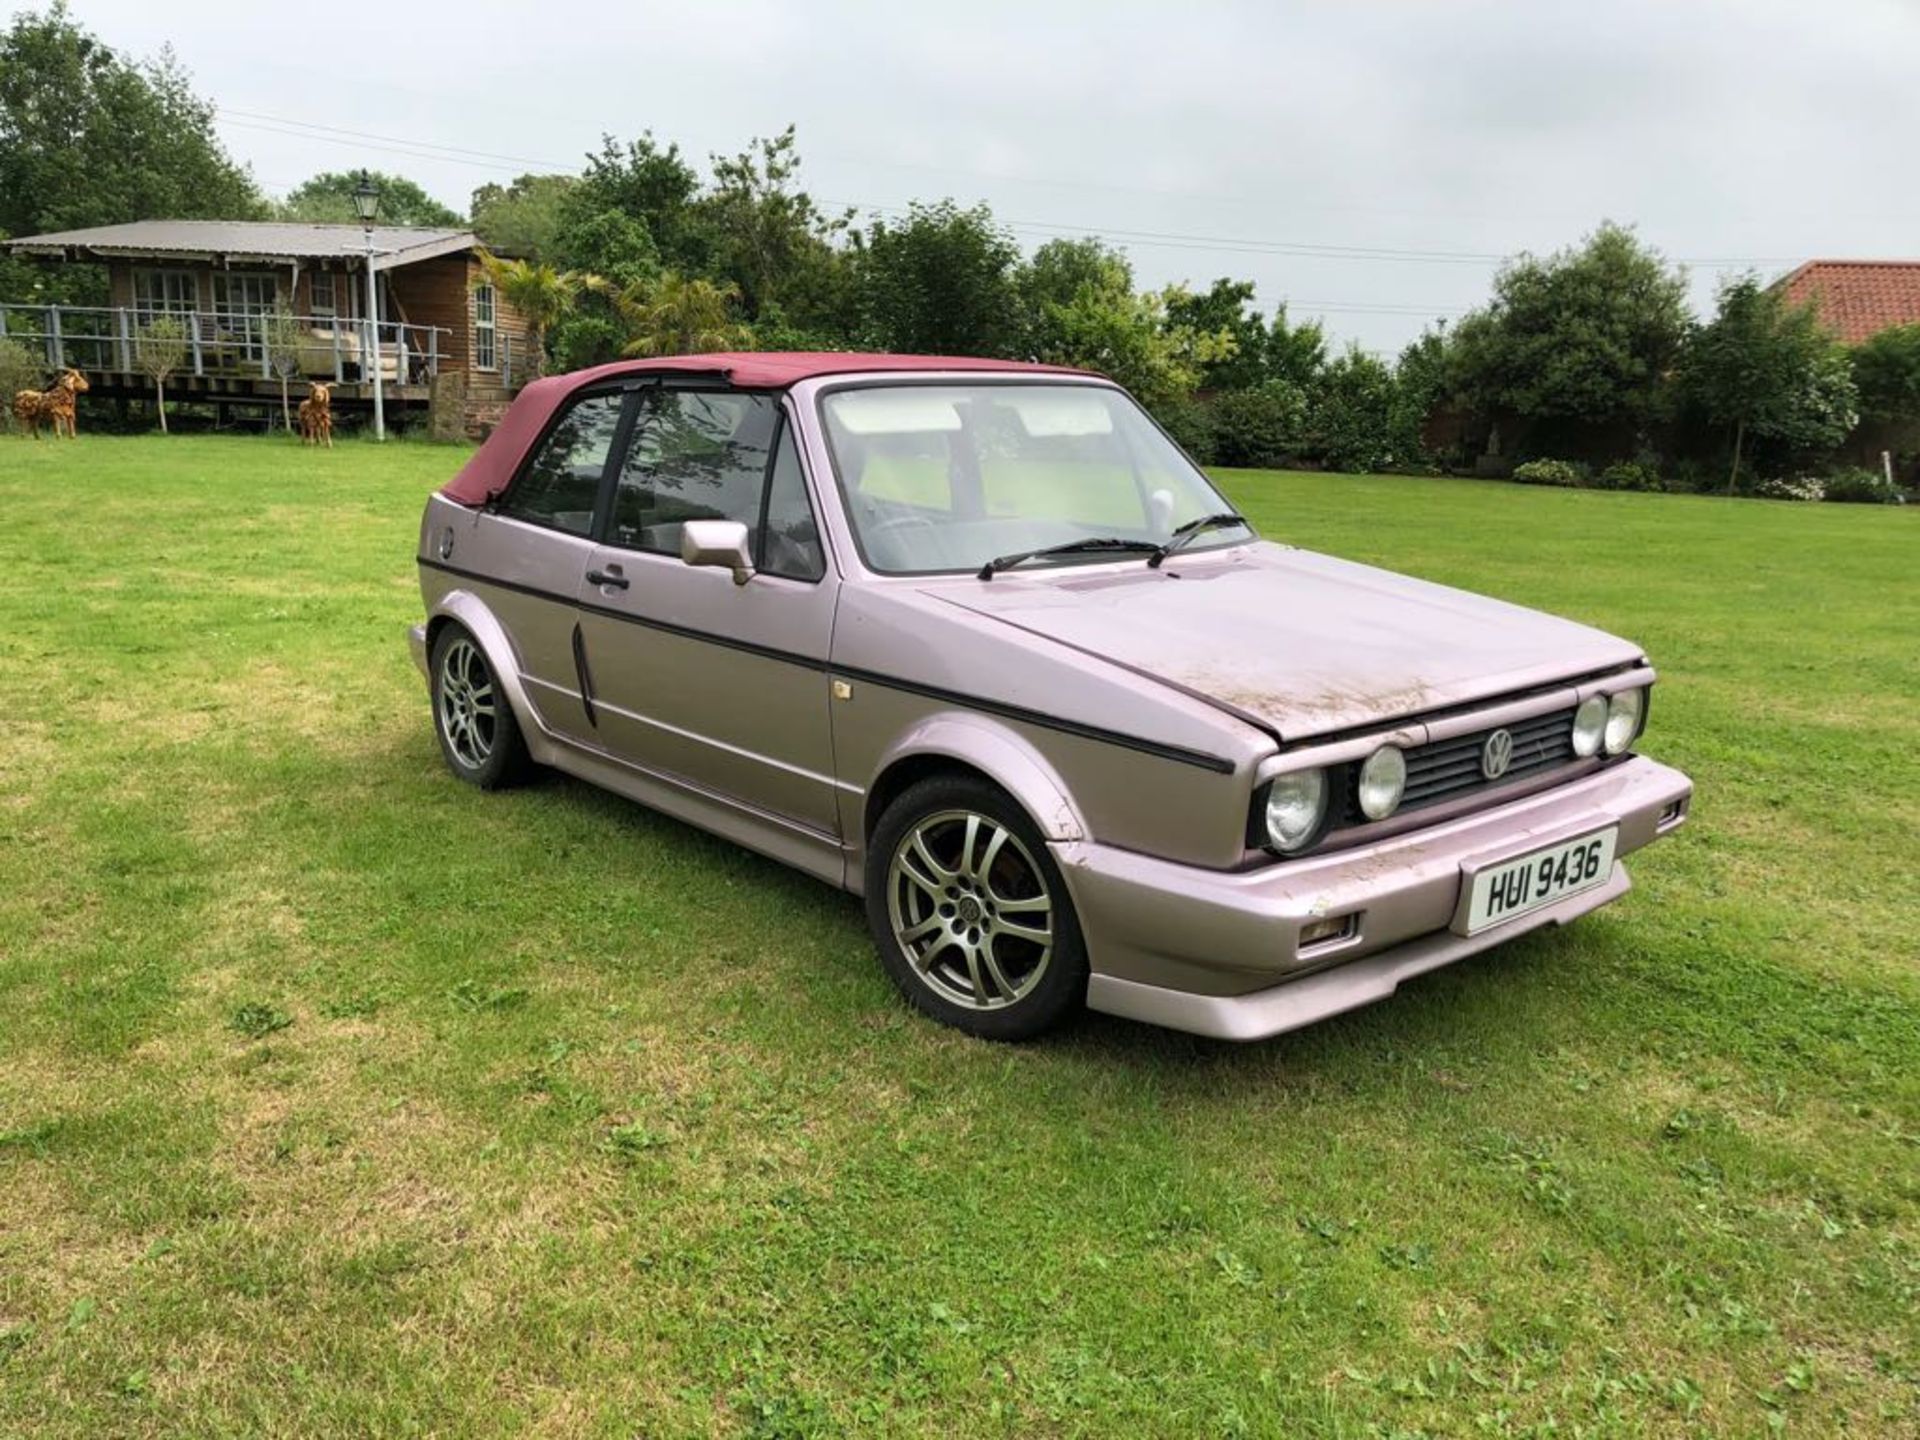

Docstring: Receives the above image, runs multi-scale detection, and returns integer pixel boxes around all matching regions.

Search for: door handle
[585,567,629,591]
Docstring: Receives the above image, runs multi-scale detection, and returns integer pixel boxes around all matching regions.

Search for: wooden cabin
[3,220,534,434]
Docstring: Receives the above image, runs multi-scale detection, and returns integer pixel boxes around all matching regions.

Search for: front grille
[1331,705,1579,827]
[1399,707,1577,812]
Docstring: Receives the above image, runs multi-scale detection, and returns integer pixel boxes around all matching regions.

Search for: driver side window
[606,389,826,583]
[610,389,777,554]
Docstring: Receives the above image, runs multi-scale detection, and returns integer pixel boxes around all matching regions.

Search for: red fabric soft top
[437,351,1095,507]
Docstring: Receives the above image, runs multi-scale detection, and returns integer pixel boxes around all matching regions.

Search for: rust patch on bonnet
[1167,669,1438,739]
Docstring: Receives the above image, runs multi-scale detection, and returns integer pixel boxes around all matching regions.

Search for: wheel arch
[424,590,552,765]
[861,715,1088,858]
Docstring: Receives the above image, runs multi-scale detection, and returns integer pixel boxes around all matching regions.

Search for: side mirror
[680,519,755,586]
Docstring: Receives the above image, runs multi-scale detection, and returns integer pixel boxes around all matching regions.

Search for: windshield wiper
[978,537,1162,580]
[1147,512,1250,569]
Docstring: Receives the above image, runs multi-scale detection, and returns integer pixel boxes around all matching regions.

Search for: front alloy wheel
[867,777,1087,1039]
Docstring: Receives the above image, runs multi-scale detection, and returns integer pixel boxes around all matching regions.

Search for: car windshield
[819,382,1251,575]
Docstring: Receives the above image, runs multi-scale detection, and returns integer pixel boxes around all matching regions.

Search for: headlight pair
[1260,688,1648,855]
[1261,743,1405,852]
[1573,687,1645,758]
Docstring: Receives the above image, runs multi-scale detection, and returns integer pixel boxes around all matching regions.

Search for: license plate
[1461,828,1617,935]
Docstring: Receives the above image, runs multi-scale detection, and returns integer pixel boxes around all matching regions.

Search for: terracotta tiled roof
[1775,260,1920,344]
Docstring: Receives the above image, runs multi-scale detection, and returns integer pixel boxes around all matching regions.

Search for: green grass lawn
[1,434,1915,1437]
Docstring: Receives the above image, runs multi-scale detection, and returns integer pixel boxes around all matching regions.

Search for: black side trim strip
[830,663,1236,774]
[570,623,598,729]
[418,557,1236,775]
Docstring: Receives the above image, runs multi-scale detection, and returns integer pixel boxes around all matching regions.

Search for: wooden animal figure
[11,369,89,439]
[297,382,334,448]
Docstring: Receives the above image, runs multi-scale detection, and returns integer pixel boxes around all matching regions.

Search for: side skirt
[538,729,851,892]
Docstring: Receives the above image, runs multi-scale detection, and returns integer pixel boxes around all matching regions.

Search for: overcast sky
[63,0,1920,353]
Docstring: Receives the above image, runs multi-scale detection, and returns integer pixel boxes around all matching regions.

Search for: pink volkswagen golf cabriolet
[411,353,1691,1041]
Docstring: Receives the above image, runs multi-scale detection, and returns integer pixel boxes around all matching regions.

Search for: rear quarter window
[500,392,626,536]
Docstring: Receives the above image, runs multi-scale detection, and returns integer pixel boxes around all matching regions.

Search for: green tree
[134,315,187,434]
[1162,277,1269,391]
[1387,326,1450,468]
[1264,304,1328,391]
[0,335,42,430]
[551,208,658,289]
[470,173,574,259]
[562,132,707,274]
[611,270,746,357]
[1012,241,1229,411]
[1310,347,1399,473]
[699,127,851,330]
[1850,323,1920,425]
[1018,237,1134,348]
[0,3,264,301]
[545,207,660,371]
[854,200,1021,356]
[475,253,598,377]
[279,170,462,228]
[1451,222,1688,441]
[1683,276,1858,492]
[1032,282,1228,415]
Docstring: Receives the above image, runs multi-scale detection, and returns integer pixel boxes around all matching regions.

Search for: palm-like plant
[473,253,598,377]
[611,271,747,357]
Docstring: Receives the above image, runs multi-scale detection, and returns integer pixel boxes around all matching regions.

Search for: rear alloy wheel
[866,776,1087,1040]
[429,625,528,789]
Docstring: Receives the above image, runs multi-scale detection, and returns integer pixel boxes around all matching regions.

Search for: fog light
[1299,913,1358,949]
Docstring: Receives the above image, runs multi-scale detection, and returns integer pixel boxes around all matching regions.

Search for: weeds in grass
[228,1003,293,1040]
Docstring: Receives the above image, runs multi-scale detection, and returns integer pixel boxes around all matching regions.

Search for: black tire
[429,623,529,790]
[864,775,1088,1041]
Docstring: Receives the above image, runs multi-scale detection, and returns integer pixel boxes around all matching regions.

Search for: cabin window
[133,268,198,319]
[474,283,498,370]
[309,272,337,322]
[211,273,279,362]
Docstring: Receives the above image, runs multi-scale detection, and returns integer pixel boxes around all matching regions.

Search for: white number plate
[1461,828,1617,935]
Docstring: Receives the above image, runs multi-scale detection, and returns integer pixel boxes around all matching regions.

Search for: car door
[573,386,841,835]
[450,385,632,747]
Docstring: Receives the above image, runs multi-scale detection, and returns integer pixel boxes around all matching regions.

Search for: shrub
[1751,475,1825,502]
[1211,380,1308,469]
[1310,348,1397,473]
[1511,458,1584,487]
[1152,397,1218,465]
[0,338,42,430]
[1820,466,1902,504]
[1597,459,1661,492]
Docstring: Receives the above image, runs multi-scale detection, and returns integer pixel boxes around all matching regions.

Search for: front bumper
[1063,754,1692,1041]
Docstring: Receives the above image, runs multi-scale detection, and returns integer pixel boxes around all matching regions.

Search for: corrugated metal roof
[5,220,478,270]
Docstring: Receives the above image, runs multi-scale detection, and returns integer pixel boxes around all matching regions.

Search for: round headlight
[1572,694,1608,757]
[1357,745,1407,820]
[1264,768,1327,852]
[1604,688,1645,755]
